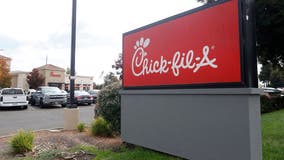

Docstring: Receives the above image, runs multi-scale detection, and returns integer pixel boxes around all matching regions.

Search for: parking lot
[0,103,95,136]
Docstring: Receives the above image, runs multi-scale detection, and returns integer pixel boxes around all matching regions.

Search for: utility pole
[64,0,79,130]
[69,0,77,108]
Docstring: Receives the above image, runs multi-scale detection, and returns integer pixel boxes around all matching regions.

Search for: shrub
[36,149,61,160]
[261,95,284,113]
[91,117,112,137]
[77,122,86,132]
[9,129,34,154]
[96,81,122,134]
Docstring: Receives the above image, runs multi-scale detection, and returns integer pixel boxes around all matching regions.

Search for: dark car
[88,89,100,103]
[73,90,93,105]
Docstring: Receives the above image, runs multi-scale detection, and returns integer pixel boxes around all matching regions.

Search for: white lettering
[131,38,218,77]
[193,46,218,73]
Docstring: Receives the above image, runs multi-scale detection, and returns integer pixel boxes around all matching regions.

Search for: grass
[72,109,284,160]
[9,129,34,154]
[10,109,284,160]
[71,145,182,160]
[262,109,284,160]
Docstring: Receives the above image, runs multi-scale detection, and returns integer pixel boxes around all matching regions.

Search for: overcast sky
[0,0,202,84]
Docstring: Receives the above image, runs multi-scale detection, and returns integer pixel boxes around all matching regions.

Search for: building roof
[36,64,65,71]
[0,55,11,61]
[10,71,30,75]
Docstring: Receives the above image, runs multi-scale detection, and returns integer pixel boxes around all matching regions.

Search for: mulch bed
[0,129,122,160]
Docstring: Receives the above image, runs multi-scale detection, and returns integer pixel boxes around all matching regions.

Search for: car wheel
[39,99,44,108]
[87,103,91,105]
[23,105,28,109]
[30,99,35,106]
[61,104,66,107]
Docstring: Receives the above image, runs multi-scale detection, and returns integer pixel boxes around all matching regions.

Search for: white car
[27,89,36,103]
[0,88,28,109]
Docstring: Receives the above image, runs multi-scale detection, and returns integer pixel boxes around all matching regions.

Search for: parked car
[88,89,100,103]
[261,87,283,97]
[27,89,36,103]
[31,86,67,107]
[0,88,28,109]
[72,90,93,105]
[61,90,68,96]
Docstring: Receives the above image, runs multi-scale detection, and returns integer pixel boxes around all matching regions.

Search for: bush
[77,122,86,132]
[96,81,121,134]
[261,95,284,113]
[91,117,112,137]
[9,129,34,154]
[36,149,61,160]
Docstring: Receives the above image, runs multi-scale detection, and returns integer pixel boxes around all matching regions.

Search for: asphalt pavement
[0,104,95,136]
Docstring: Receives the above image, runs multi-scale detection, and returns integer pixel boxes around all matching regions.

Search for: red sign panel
[123,0,242,88]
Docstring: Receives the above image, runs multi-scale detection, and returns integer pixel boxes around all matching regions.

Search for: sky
[0,0,202,84]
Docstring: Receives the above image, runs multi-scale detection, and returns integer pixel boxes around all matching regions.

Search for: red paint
[50,71,61,77]
[123,0,241,88]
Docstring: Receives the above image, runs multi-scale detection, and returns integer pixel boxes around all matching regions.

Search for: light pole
[64,0,79,130]
[69,0,77,108]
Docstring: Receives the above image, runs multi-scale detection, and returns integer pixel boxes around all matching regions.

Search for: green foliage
[73,145,182,160]
[112,53,123,80]
[261,95,284,114]
[96,81,121,134]
[77,122,86,132]
[66,67,70,74]
[95,83,103,90]
[103,72,119,87]
[262,109,284,160]
[259,64,272,86]
[91,117,112,137]
[270,68,284,88]
[35,149,61,160]
[259,64,284,88]
[256,0,284,66]
[9,129,34,154]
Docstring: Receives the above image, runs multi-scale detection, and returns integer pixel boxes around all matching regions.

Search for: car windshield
[75,91,90,96]
[41,87,61,94]
[1,89,24,95]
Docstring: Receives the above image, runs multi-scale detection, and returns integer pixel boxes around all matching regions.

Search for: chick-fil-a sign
[123,0,242,88]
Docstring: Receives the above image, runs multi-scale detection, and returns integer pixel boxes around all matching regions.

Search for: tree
[66,67,70,74]
[259,64,272,87]
[66,67,76,75]
[112,53,123,80]
[103,72,118,86]
[0,58,11,88]
[26,69,45,89]
[270,68,284,88]
[256,0,284,67]
[197,0,284,67]
[95,84,103,90]
[259,64,284,87]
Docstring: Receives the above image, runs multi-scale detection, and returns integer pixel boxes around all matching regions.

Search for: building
[65,75,94,91]
[10,64,94,91]
[10,71,29,90]
[36,64,66,89]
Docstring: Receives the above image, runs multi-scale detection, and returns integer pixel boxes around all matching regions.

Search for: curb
[0,127,64,139]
